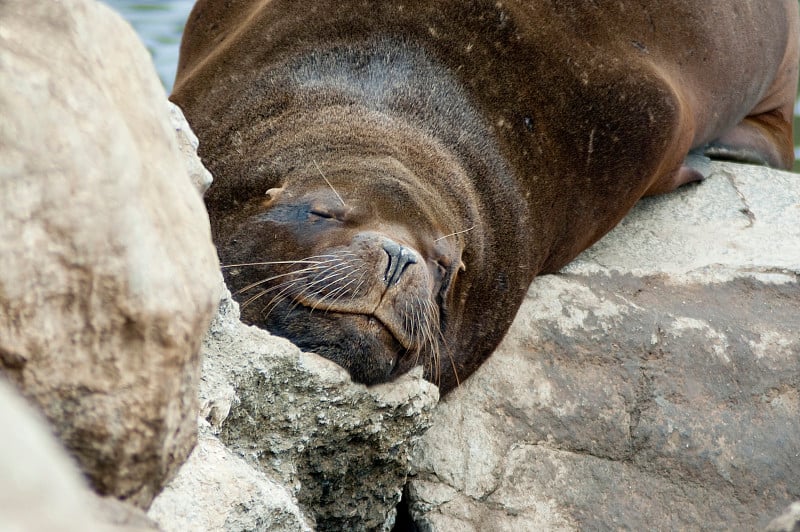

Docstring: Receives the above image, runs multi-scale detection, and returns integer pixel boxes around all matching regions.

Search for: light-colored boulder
[0,376,96,531]
[164,287,439,531]
[148,420,314,532]
[0,377,157,531]
[0,0,219,507]
[407,160,800,530]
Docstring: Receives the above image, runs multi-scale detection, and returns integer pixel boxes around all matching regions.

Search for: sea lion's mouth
[262,299,411,385]
[299,302,413,353]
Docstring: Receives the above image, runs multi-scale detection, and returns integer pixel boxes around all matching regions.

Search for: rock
[407,160,800,530]
[0,0,219,507]
[767,502,800,532]
[0,377,158,531]
[0,376,96,531]
[169,101,213,194]
[181,287,440,531]
[148,420,314,532]
[88,496,161,531]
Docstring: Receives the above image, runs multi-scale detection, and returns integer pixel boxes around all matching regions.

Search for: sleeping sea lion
[171,0,799,394]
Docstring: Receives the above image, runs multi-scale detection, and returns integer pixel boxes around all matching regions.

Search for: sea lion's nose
[382,240,417,286]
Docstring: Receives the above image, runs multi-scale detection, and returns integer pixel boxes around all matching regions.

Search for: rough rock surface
[0,0,219,507]
[149,286,439,531]
[169,100,213,194]
[767,502,800,532]
[0,377,158,531]
[407,159,800,531]
[148,420,313,532]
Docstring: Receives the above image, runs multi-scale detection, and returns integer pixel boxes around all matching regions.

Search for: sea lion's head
[218,153,470,386]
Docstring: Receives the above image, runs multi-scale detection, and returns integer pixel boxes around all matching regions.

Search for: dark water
[104,0,800,170]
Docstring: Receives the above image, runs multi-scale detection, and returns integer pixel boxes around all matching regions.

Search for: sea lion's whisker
[254,255,364,317]
[316,260,356,282]
[408,304,424,369]
[240,289,268,311]
[233,264,339,296]
[252,274,317,311]
[261,278,310,319]
[321,270,369,316]
[241,276,308,310]
[412,298,427,365]
[305,271,359,312]
[424,298,444,386]
[419,304,432,369]
[420,302,434,355]
[444,348,460,388]
[415,295,439,383]
[433,321,460,388]
[405,301,420,365]
[223,258,327,269]
[257,290,292,318]
[315,270,363,310]
[313,159,346,207]
[230,254,356,297]
[223,251,357,270]
[321,269,367,312]
[303,258,356,281]
[241,286,282,310]
[410,303,421,354]
[345,271,369,303]
[287,261,359,313]
[414,294,447,387]
[433,225,476,243]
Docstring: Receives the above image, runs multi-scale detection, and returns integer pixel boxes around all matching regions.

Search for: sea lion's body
[172,1,799,394]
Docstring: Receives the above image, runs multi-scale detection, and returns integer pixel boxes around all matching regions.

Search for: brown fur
[172,0,799,394]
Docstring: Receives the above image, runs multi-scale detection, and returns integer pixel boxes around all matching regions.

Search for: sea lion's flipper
[643,164,704,197]
[703,108,795,170]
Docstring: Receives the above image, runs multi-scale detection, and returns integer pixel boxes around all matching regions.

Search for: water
[104,0,800,171]
[101,0,194,90]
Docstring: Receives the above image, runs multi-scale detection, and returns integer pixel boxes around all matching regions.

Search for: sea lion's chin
[266,303,411,386]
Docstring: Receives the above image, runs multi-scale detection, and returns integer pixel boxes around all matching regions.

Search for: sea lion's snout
[382,240,418,286]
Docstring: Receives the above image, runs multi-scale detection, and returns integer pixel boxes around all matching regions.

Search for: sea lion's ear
[263,187,284,208]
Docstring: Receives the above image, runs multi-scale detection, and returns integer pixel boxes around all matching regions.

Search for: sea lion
[171,0,799,394]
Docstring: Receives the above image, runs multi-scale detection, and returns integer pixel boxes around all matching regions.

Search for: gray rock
[407,161,800,530]
[0,0,219,507]
[193,287,439,531]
